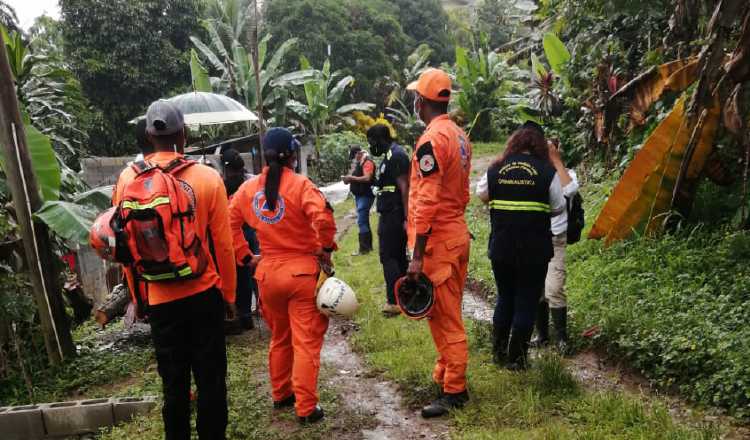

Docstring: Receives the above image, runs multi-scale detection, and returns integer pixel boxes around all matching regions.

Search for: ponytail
[264,150,282,211]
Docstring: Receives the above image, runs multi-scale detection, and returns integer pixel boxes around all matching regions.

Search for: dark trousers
[236,225,260,318]
[378,208,407,304]
[149,289,228,440]
[235,264,257,319]
[491,259,548,332]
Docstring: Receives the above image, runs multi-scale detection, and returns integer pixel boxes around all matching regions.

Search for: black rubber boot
[551,307,570,356]
[352,233,371,256]
[273,394,295,409]
[363,231,373,253]
[421,390,469,418]
[530,301,550,348]
[506,327,533,371]
[491,325,510,365]
[298,405,325,424]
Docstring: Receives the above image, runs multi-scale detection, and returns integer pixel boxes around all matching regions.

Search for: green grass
[473,142,504,159]
[465,164,750,420]
[0,320,155,406]
[333,213,723,439]
[98,332,353,439]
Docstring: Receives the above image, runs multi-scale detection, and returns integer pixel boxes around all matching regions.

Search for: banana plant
[2,25,86,159]
[272,56,375,142]
[190,18,298,124]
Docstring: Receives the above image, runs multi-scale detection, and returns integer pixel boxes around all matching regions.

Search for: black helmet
[395,274,434,320]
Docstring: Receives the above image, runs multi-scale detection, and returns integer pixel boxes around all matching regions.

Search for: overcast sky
[5,0,60,30]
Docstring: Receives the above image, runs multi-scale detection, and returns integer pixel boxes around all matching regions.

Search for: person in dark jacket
[367,124,410,316]
[222,148,260,333]
[476,121,565,370]
[343,145,376,255]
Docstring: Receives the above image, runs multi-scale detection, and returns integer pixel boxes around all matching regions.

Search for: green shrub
[308,131,366,185]
[568,227,750,418]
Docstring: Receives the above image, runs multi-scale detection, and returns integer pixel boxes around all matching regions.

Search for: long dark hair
[263,149,294,211]
[493,126,550,167]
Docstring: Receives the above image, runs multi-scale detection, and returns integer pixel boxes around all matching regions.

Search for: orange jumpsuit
[408,114,472,394]
[229,167,336,417]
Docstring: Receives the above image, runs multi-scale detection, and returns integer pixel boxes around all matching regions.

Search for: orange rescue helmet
[407,68,452,102]
[395,273,434,319]
[90,207,118,261]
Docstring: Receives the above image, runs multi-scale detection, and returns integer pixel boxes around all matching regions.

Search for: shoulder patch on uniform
[416,141,439,177]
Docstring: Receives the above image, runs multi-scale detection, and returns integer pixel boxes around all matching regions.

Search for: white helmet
[317,277,359,318]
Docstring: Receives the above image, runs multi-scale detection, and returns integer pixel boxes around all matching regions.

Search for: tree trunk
[0,39,74,365]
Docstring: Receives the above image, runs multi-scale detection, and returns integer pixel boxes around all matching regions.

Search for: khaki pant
[544,233,567,309]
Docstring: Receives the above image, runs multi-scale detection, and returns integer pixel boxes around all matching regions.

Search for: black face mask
[369,138,389,157]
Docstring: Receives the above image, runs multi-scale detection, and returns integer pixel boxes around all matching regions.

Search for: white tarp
[320,181,351,206]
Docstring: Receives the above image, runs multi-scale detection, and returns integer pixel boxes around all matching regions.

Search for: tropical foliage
[272,57,374,141]
[60,0,204,156]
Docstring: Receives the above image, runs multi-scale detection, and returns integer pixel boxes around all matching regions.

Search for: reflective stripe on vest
[489,200,550,213]
[122,196,171,211]
[141,265,194,281]
[378,185,396,194]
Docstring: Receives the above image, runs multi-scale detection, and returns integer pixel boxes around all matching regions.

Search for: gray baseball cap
[146,100,185,136]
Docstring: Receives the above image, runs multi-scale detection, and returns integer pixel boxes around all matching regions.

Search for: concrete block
[0,404,45,440]
[42,398,114,436]
[113,396,158,424]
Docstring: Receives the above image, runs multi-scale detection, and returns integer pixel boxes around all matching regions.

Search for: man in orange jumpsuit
[228,127,337,424]
[406,68,473,418]
[113,100,237,439]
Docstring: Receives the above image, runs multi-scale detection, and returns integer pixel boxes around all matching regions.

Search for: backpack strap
[130,160,155,175]
[163,157,197,175]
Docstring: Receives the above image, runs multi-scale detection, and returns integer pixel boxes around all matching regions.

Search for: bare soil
[318,204,450,440]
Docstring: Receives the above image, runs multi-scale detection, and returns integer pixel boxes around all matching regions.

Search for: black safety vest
[487,153,556,265]
[376,144,409,213]
[350,157,375,197]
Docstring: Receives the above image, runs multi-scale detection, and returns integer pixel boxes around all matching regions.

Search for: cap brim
[406,80,419,92]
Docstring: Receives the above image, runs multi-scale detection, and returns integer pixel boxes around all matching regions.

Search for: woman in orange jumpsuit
[229,128,337,424]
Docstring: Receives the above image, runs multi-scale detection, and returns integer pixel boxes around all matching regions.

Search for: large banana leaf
[73,185,113,211]
[26,123,60,202]
[271,69,320,87]
[591,95,721,243]
[610,58,699,127]
[336,102,376,114]
[542,33,570,75]
[34,200,97,245]
[590,97,688,241]
[190,36,226,74]
[190,49,212,92]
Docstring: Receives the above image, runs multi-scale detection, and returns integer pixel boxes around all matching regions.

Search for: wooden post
[0,37,74,364]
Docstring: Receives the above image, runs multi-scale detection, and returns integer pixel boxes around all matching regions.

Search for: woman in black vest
[477,122,565,370]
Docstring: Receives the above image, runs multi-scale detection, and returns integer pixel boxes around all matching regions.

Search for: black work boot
[273,394,295,409]
[491,325,510,365]
[551,307,570,356]
[506,328,533,371]
[363,231,373,253]
[421,390,469,418]
[352,233,371,256]
[298,405,325,424]
[530,301,550,348]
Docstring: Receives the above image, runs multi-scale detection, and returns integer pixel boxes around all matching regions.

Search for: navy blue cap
[263,128,300,159]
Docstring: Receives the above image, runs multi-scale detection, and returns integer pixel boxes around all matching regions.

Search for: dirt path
[319,205,449,440]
